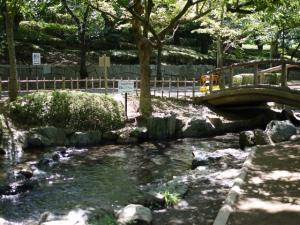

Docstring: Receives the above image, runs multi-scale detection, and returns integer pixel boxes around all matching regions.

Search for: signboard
[99,55,110,67]
[118,80,135,94]
[32,53,41,65]
[43,65,51,74]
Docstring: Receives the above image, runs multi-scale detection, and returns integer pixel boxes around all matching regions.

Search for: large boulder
[117,204,152,225]
[265,120,297,143]
[182,117,214,138]
[253,129,272,145]
[26,127,66,148]
[280,109,300,126]
[147,113,177,140]
[239,131,255,149]
[192,151,209,169]
[67,131,102,147]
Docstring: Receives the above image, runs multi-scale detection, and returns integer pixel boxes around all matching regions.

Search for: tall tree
[61,0,91,79]
[116,0,210,117]
[4,0,18,101]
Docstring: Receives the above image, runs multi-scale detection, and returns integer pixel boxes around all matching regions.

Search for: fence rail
[0,77,201,99]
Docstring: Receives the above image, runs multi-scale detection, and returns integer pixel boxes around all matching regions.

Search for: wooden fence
[0,76,201,99]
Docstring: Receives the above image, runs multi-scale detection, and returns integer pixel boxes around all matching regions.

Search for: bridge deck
[193,86,300,107]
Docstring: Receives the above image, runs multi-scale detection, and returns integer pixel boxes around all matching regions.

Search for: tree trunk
[156,44,162,80]
[216,38,223,68]
[79,29,88,79]
[270,32,280,59]
[138,37,152,117]
[5,10,18,101]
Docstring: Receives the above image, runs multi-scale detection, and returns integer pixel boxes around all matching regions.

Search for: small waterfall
[0,114,24,164]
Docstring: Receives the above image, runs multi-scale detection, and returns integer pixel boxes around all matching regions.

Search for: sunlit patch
[263,170,300,181]
[249,176,264,184]
[237,198,300,213]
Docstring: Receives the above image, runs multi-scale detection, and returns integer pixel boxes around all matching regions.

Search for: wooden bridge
[193,59,300,107]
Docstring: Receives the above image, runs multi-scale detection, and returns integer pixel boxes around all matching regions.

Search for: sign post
[99,54,110,94]
[118,80,134,119]
[32,53,41,77]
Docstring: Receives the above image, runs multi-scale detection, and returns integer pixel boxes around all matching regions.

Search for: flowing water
[0,134,247,225]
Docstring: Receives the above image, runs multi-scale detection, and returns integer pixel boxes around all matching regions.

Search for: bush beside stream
[8,91,125,131]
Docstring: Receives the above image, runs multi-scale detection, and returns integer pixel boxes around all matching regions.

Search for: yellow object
[200,85,220,92]
[199,74,220,92]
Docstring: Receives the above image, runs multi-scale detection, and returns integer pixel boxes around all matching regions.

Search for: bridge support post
[209,74,213,92]
[281,62,287,87]
[219,72,225,90]
[254,64,259,85]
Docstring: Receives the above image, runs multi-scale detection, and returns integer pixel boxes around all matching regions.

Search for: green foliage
[232,73,281,86]
[262,73,281,84]
[19,21,77,39]
[8,91,125,131]
[15,26,67,48]
[160,190,180,207]
[233,73,253,86]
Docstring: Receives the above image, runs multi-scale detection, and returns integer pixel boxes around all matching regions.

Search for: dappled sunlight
[237,198,300,213]
[249,170,300,183]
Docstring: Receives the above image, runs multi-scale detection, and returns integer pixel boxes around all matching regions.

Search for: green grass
[160,190,180,207]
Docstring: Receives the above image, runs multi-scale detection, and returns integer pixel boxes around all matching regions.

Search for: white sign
[99,55,110,67]
[118,80,134,94]
[32,53,41,65]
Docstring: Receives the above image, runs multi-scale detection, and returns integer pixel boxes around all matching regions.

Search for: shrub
[232,74,243,86]
[241,73,254,85]
[233,73,254,86]
[8,91,125,131]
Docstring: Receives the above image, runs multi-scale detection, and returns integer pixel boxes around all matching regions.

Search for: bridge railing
[0,76,201,99]
[205,59,300,92]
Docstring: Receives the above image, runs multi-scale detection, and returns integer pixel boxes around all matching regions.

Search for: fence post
[26,77,29,93]
[154,77,157,96]
[169,78,171,98]
[254,63,259,85]
[0,77,2,99]
[177,78,179,99]
[161,77,164,98]
[99,77,102,92]
[62,77,65,90]
[43,77,46,90]
[36,76,39,91]
[184,77,187,97]
[112,77,115,94]
[192,78,195,98]
[76,76,79,90]
[92,76,94,89]
[209,74,213,92]
[54,77,56,90]
[18,77,21,92]
[135,77,138,96]
[281,61,287,87]
[85,78,88,90]
[229,66,233,88]
[71,77,73,90]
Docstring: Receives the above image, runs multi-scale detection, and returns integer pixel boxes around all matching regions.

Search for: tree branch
[158,0,206,40]
[61,0,81,27]
[126,1,160,43]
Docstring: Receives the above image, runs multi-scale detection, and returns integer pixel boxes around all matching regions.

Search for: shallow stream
[0,134,247,225]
